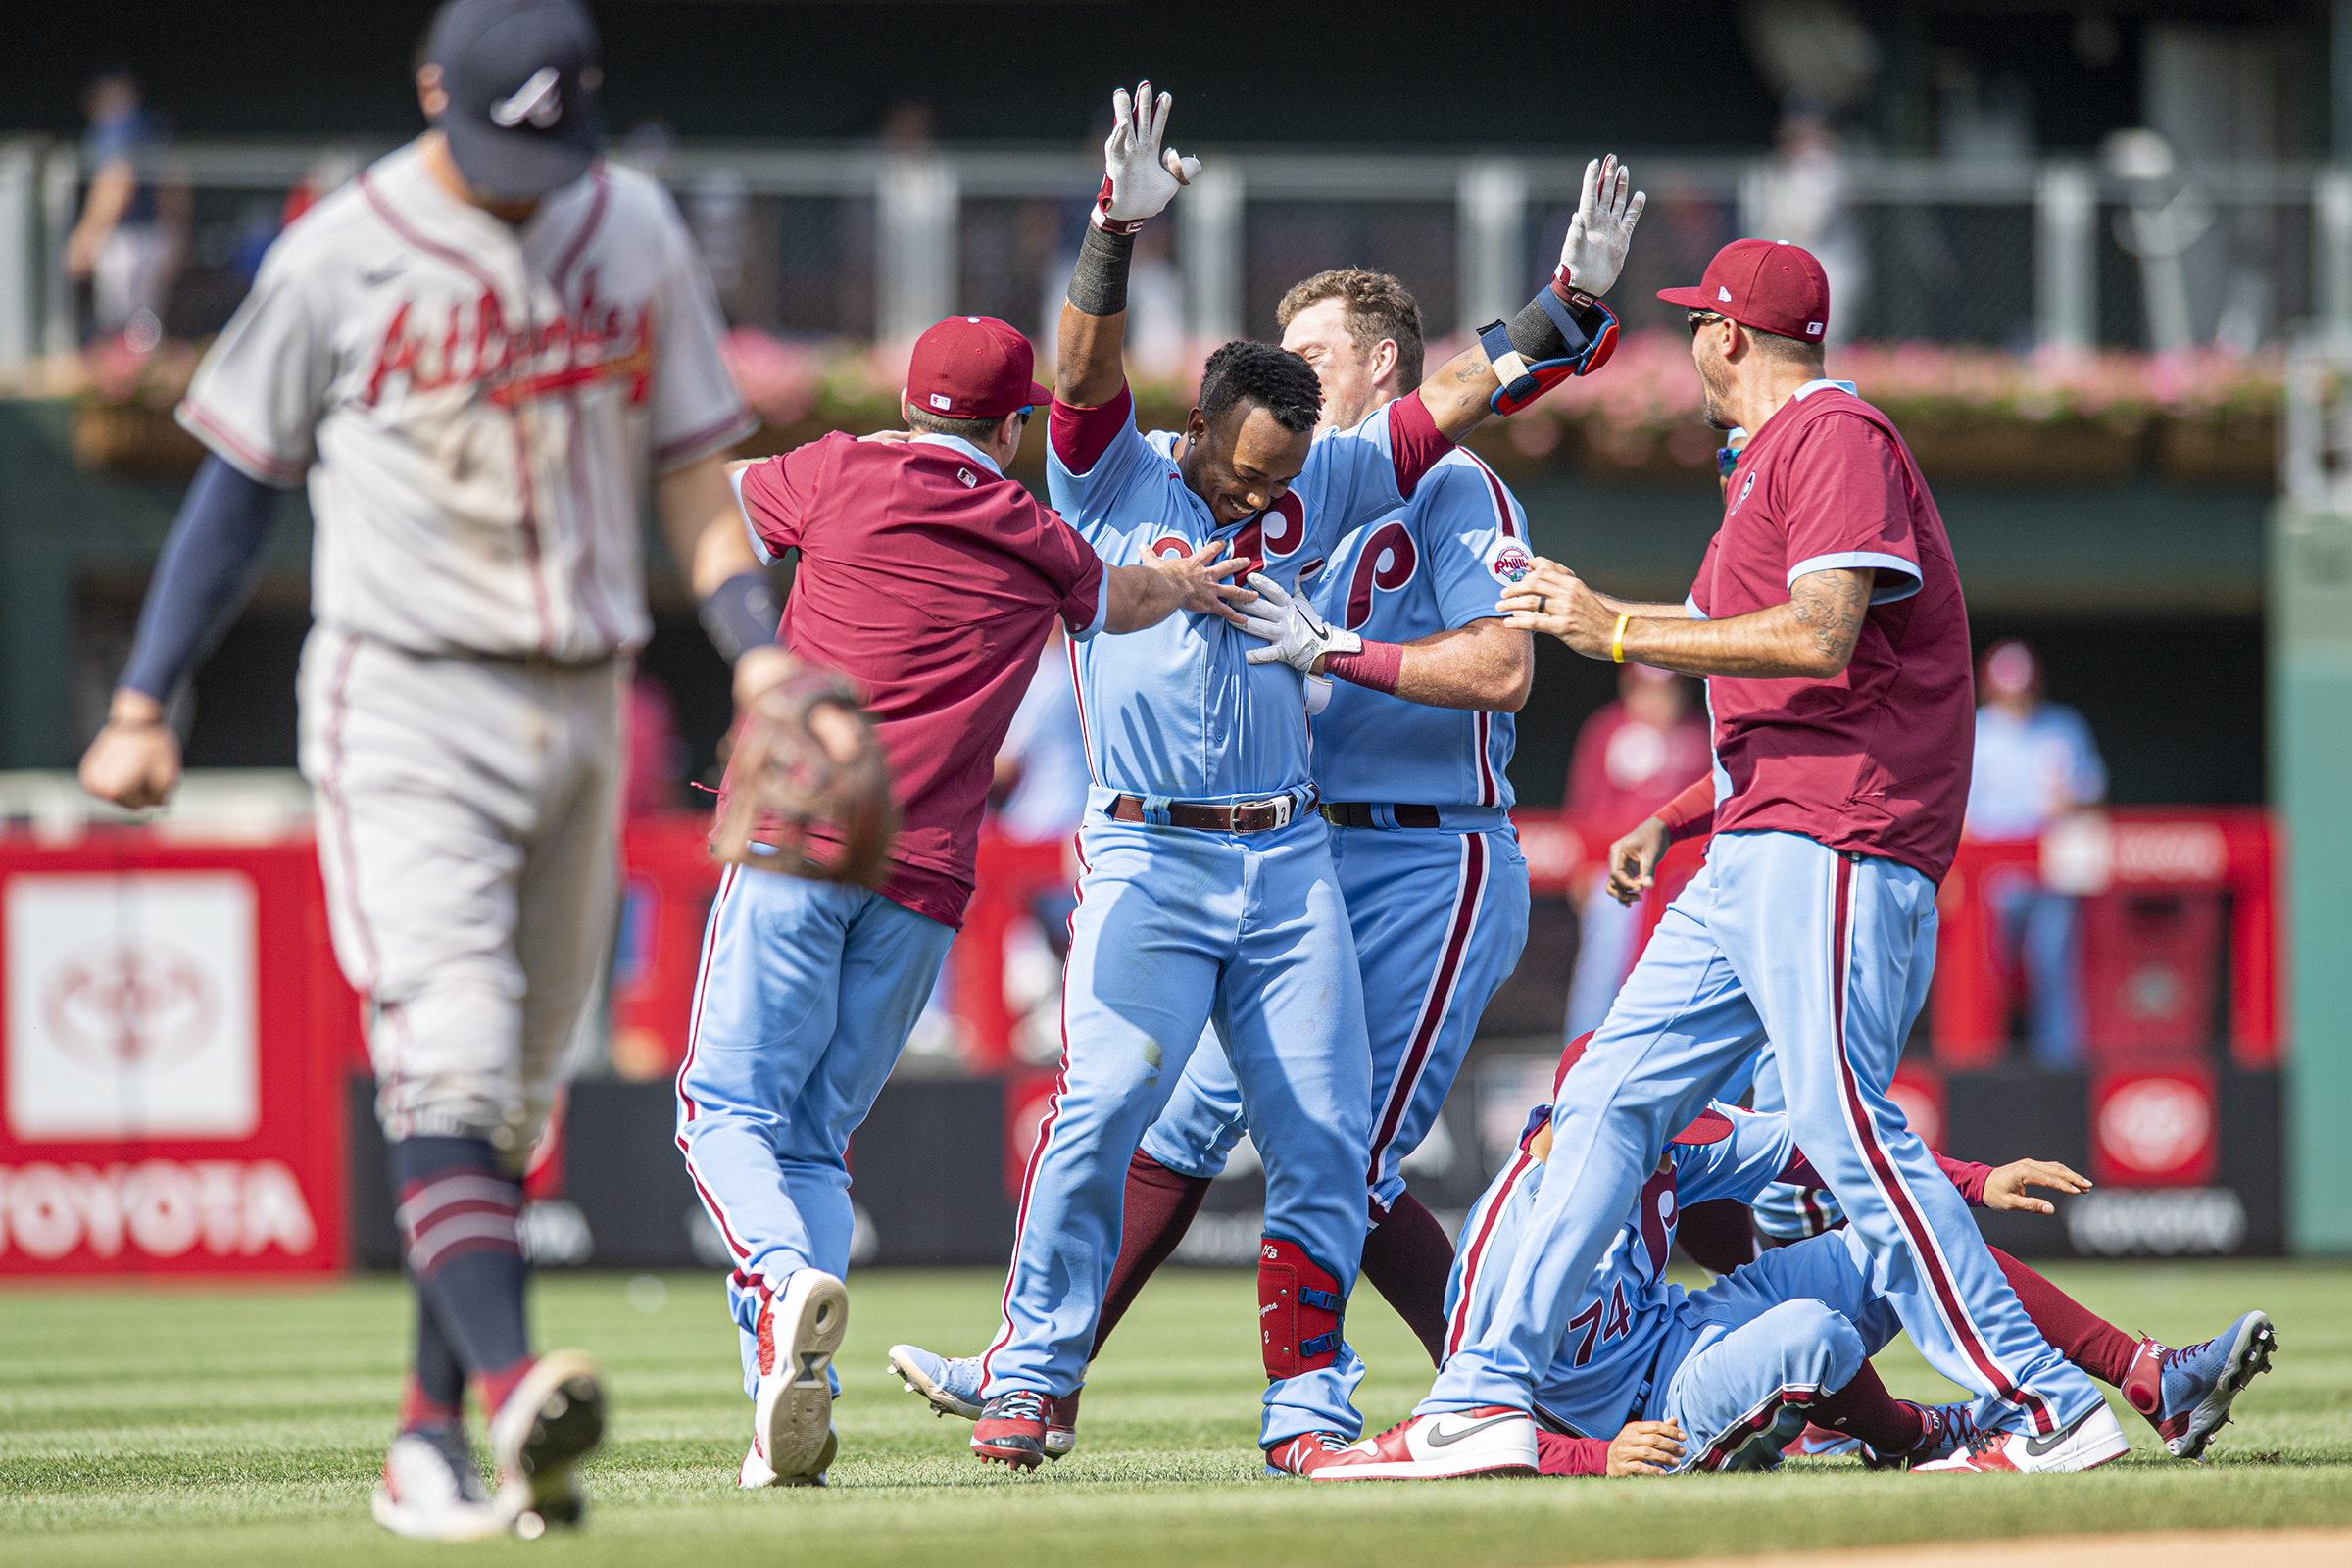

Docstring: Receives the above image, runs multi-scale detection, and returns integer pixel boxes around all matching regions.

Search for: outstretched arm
[1411,156,1646,442]
[1502,559,1874,680]
[1057,82,1199,408]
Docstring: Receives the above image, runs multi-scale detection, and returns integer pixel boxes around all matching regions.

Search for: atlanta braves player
[886,269,1538,1453]
[1367,238,2121,1480]
[76,0,769,1538]
[965,86,1638,1471]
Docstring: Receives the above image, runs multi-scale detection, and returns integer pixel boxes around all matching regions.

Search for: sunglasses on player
[1686,310,1727,338]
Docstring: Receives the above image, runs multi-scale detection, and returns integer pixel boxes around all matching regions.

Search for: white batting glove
[1558,154,1646,300]
[1240,572,1361,672]
[1304,674,1335,715]
[1095,80,1200,232]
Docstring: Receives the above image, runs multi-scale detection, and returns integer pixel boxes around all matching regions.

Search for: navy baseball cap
[427,0,601,200]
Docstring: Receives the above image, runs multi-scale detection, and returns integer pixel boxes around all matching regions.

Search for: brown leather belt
[1320,802,1444,829]
[1109,788,1317,834]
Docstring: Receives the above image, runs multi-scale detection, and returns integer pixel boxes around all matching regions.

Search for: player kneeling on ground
[674,313,1255,1489]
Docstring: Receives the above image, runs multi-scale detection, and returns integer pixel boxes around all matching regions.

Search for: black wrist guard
[1067,224,1136,318]
[1506,284,1599,366]
[700,568,782,663]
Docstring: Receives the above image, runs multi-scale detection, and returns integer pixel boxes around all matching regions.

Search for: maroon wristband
[1091,173,1148,235]
[1323,640,1402,695]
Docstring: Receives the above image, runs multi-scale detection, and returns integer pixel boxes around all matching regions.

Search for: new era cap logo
[1807,322,1824,336]
[929,393,952,410]
[491,67,564,129]
[1717,285,1732,303]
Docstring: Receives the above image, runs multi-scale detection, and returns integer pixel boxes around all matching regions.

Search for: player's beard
[1696,346,1738,431]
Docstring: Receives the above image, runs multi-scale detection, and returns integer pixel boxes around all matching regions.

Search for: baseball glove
[710,663,898,886]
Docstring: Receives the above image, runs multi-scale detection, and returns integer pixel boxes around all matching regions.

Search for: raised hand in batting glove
[1239,572,1360,673]
[1093,80,1200,233]
[713,649,899,886]
[1557,154,1646,302]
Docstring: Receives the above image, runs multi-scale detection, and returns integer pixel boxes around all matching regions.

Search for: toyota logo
[40,948,220,1074]
[2098,1078,2212,1175]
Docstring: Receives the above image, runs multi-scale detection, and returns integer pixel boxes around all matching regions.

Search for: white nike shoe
[753,1270,848,1485]
[1304,1406,1540,1481]
[1912,1399,2130,1474]
[370,1426,509,1541]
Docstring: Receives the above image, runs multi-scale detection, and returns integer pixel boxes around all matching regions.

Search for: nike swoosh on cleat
[1426,1415,1519,1447]
[2022,1408,2093,1458]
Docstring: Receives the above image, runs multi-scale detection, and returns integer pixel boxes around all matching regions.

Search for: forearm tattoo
[1788,569,1870,666]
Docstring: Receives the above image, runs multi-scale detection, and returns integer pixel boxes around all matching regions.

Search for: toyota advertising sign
[0,842,352,1276]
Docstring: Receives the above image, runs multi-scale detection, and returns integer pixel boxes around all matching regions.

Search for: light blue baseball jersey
[1446,1102,1800,1438]
[1047,388,1438,801]
[1304,446,1529,808]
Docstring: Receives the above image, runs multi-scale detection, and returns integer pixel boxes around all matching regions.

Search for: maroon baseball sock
[1089,1151,1211,1359]
[1673,1199,1758,1277]
[1358,1192,1456,1366]
[1805,1360,1925,1454]
[1989,1245,2139,1387]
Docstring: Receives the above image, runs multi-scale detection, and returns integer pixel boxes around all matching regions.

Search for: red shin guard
[1258,1236,1346,1380]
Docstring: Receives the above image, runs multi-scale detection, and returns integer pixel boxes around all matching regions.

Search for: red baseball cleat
[972,1390,1051,1469]
[1303,1406,1539,1481]
[1264,1431,1353,1477]
[1912,1400,2129,1474]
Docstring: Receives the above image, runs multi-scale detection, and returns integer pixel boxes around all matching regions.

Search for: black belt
[1109,788,1317,835]
[1320,801,1443,829]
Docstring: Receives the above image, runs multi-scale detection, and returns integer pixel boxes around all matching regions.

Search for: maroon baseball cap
[1658,238,1831,344]
[906,315,1051,420]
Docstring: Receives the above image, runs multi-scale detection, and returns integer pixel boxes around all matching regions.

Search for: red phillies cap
[906,315,1051,420]
[1658,238,1831,344]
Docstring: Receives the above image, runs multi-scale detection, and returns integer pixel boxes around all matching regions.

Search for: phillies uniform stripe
[1446,1148,1539,1358]
[980,837,1093,1388]
[1366,832,1486,1188]
[675,863,757,1265]
[1694,1379,1824,1470]
[1474,711,1496,807]
[1463,450,1518,539]
[1824,855,2052,1433]
[1065,632,1101,787]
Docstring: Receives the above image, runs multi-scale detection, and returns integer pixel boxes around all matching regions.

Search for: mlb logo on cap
[1661,238,1833,343]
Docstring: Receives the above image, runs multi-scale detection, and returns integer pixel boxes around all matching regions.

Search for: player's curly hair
[1197,340,1322,435]
[1276,269,1425,389]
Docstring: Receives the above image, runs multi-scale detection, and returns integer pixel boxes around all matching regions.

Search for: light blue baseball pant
[1421,828,2102,1435]
[1142,823,1529,1212]
[1747,1045,1847,1241]
[981,805,1374,1447]
[1647,1228,1903,1468]
[675,863,956,1399]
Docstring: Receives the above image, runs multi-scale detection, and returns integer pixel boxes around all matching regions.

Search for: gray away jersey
[178,141,756,662]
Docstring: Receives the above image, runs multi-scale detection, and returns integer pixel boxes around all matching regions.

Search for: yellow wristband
[1611,612,1630,664]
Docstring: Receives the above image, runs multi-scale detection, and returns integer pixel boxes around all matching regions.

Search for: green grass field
[4,1260,2348,1566]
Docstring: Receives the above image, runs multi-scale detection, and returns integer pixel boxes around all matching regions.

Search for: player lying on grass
[1303,1067,2276,1479]
[965,82,1637,1474]
[890,263,1546,1460]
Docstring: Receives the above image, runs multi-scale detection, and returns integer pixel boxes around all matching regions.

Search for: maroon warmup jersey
[1688,380,1972,881]
[726,431,1108,927]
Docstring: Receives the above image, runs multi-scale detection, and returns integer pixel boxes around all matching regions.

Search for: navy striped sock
[390,1136,531,1390]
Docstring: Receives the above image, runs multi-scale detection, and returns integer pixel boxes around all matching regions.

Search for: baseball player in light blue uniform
[1140,273,1535,1296]
[972,89,1638,1471]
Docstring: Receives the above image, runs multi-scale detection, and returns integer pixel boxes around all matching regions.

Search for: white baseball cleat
[754,1270,848,1485]
[371,1426,509,1541]
[889,1343,1080,1458]
[1912,1399,2130,1474]
[487,1349,606,1534]
[1303,1405,1540,1481]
